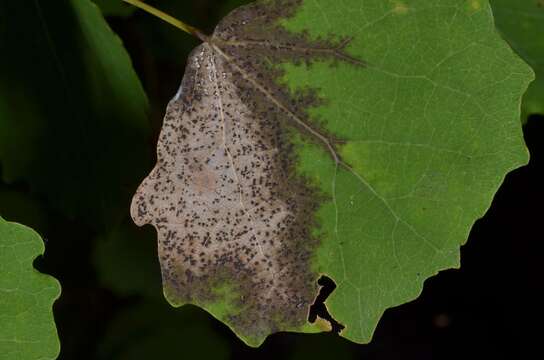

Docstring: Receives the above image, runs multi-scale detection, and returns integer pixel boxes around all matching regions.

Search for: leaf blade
[0,0,151,229]
[491,0,544,120]
[282,0,532,342]
[0,216,61,359]
[131,0,533,345]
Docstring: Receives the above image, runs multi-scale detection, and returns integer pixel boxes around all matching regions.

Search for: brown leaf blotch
[131,0,363,342]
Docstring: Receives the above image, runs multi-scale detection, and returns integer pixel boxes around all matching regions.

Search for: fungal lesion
[186,160,218,194]
[209,0,365,162]
[131,0,363,344]
[213,35,365,66]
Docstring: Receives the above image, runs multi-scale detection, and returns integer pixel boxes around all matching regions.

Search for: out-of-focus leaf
[0,185,49,235]
[0,216,61,359]
[491,0,544,120]
[97,301,230,360]
[93,0,136,17]
[0,0,151,229]
[93,219,162,298]
[289,333,354,360]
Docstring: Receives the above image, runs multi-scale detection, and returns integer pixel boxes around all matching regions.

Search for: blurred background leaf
[92,218,162,299]
[0,0,152,230]
[93,0,137,17]
[95,302,230,360]
[0,184,50,235]
[491,0,544,121]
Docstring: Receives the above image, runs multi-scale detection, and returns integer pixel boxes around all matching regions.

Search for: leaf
[0,186,50,236]
[92,219,230,359]
[491,0,544,120]
[97,301,230,360]
[0,0,151,229]
[93,0,137,17]
[0,216,61,359]
[131,0,533,346]
[218,0,255,17]
[288,333,353,360]
[93,219,163,298]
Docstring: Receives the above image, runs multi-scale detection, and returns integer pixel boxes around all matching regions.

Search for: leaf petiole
[122,0,207,41]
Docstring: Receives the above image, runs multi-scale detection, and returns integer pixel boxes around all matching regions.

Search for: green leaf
[0,0,151,229]
[0,186,50,236]
[0,216,61,359]
[491,0,544,120]
[131,0,533,346]
[217,0,255,17]
[97,301,230,360]
[288,333,353,360]
[93,0,136,17]
[93,219,163,298]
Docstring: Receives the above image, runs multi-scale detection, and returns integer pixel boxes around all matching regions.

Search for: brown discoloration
[131,0,363,342]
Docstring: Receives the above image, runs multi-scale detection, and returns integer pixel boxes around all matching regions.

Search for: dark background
[1,1,542,359]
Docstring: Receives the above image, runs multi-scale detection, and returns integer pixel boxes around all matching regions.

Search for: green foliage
[277,0,532,343]
[0,216,61,359]
[93,0,137,17]
[0,0,152,230]
[491,0,544,120]
[288,333,353,360]
[97,302,230,359]
[93,219,162,298]
[0,187,50,235]
[0,0,537,356]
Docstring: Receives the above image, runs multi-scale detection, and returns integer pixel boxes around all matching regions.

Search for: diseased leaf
[92,218,230,359]
[0,216,61,359]
[131,0,533,346]
[0,0,151,229]
[491,0,544,120]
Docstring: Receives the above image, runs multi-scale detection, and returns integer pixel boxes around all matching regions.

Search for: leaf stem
[122,0,207,41]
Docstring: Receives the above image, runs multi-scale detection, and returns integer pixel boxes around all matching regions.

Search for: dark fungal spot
[130,0,364,343]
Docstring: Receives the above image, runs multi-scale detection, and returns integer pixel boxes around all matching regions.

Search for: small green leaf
[491,0,544,120]
[0,0,151,229]
[0,216,61,359]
